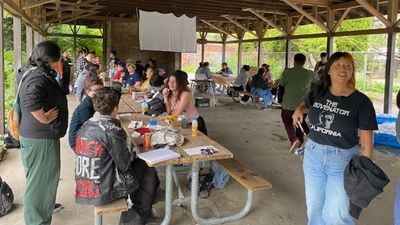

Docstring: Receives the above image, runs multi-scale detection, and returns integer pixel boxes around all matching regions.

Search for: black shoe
[146,208,163,224]
[154,188,165,203]
[53,203,64,213]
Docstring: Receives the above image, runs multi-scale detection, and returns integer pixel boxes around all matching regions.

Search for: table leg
[161,164,173,225]
[209,81,216,107]
[191,162,254,225]
[172,167,185,200]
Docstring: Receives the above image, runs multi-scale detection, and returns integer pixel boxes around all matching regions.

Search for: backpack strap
[15,66,37,102]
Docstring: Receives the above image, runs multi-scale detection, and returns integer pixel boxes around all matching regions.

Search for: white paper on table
[131,131,141,137]
[138,148,181,166]
[183,146,219,156]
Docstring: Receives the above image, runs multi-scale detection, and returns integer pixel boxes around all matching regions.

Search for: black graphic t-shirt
[308,90,378,149]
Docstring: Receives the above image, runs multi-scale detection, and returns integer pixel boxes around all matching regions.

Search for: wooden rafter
[281,0,329,32]
[289,0,330,7]
[22,0,56,10]
[38,0,98,18]
[47,6,103,24]
[50,10,101,26]
[354,0,391,27]
[331,8,351,32]
[221,15,258,37]
[290,15,304,35]
[242,8,286,35]
[200,20,238,39]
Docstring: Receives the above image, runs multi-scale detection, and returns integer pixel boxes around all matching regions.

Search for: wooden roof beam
[51,10,101,26]
[221,15,258,37]
[47,6,103,23]
[289,15,304,35]
[289,0,330,7]
[355,0,392,27]
[331,8,351,32]
[281,0,329,32]
[37,0,98,18]
[200,20,238,39]
[242,8,286,35]
[22,0,56,10]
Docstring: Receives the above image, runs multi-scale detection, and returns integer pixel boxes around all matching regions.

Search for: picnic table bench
[94,198,128,225]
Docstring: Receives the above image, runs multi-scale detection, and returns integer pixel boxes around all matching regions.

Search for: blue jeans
[395,177,400,225]
[251,87,272,106]
[303,139,358,225]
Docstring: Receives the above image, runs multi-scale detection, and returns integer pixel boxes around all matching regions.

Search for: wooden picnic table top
[118,98,135,114]
[211,74,235,86]
[121,94,143,113]
[118,113,233,167]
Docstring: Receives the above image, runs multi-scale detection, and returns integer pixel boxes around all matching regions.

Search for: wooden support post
[236,28,245,72]
[26,25,33,60]
[106,21,112,66]
[199,28,208,63]
[34,30,39,46]
[174,53,181,70]
[221,33,228,63]
[326,8,335,56]
[13,16,22,96]
[258,40,263,68]
[73,22,77,62]
[327,35,334,56]
[0,2,5,134]
[285,39,291,69]
[201,42,205,63]
[383,0,398,113]
[384,31,395,113]
[102,21,107,67]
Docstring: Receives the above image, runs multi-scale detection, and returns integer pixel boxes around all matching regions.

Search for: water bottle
[192,117,198,136]
[181,115,188,129]
[149,114,157,128]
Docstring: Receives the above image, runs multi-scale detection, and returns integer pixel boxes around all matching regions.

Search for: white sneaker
[240,100,248,105]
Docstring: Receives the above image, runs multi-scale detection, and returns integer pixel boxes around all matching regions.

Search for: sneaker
[262,106,272,111]
[53,203,64,213]
[240,100,248,105]
[146,208,163,224]
[294,147,304,155]
[289,140,301,154]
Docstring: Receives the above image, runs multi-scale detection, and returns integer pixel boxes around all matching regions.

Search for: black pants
[119,159,160,225]
[281,109,309,144]
[232,86,250,102]
[198,116,208,136]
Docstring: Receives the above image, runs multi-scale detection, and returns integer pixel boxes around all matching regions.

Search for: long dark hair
[305,52,356,107]
[29,40,61,72]
[166,70,189,102]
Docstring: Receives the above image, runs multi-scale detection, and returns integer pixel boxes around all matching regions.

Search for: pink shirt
[170,95,199,122]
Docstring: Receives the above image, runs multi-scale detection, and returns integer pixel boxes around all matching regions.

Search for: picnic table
[211,74,235,86]
[118,113,237,225]
[120,93,143,113]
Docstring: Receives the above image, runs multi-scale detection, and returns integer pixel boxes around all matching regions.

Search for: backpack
[7,67,37,141]
[0,177,14,217]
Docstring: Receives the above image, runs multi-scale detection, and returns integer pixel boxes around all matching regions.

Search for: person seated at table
[194,62,203,77]
[251,68,273,110]
[220,62,233,76]
[124,63,142,89]
[261,63,274,85]
[163,70,207,134]
[137,65,157,93]
[74,87,161,225]
[232,64,251,104]
[68,75,103,150]
[75,62,100,102]
[112,61,128,83]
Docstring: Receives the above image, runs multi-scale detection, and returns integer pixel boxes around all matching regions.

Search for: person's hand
[292,109,303,128]
[163,88,170,97]
[44,107,59,124]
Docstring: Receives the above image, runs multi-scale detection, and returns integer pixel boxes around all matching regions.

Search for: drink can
[143,133,151,151]
[132,91,136,100]
[128,86,132,95]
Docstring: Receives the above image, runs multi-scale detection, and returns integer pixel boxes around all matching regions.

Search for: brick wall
[110,21,180,73]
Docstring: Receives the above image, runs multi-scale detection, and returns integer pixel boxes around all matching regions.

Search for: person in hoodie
[292,52,377,225]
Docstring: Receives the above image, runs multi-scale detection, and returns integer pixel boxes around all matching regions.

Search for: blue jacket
[68,96,95,149]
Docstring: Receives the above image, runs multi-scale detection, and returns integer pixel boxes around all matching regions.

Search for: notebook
[138,148,181,166]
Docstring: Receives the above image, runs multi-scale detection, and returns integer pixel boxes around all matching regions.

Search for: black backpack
[0,177,14,217]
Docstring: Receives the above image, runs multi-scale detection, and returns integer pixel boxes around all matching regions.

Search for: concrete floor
[0,95,399,225]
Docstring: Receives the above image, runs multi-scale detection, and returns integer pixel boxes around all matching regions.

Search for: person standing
[293,52,377,225]
[278,53,316,153]
[314,52,328,77]
[18,40,68,225]
[60,50,71,94]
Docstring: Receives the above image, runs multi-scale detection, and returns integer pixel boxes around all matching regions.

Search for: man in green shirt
[278,53,317,153]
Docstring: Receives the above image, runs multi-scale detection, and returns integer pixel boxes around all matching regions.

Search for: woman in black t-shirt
[292,52,377,225]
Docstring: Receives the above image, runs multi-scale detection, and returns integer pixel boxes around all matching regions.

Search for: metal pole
[161,165,173,225]
[201,42,205,62]
[34,30,39,46]
[222,41,226,64]
[363,52,367,93]
[0,2,5,134]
